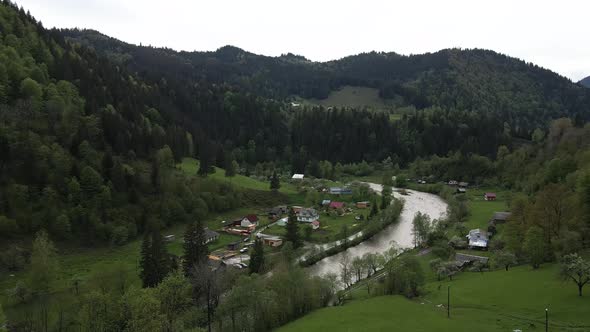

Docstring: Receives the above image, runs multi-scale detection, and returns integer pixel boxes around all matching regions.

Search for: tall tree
[29,230,59,295]
[285,207,301,249]
[249,237,265,274]
[182,221,208,276]
[140,228,170,287]
[523,226,545,269]
[269,171,280,192]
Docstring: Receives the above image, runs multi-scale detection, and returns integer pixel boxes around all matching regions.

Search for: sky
[14,0,590,81]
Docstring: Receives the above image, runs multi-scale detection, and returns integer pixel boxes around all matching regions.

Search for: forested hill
[581,76,590,88]
[63,28,590,135]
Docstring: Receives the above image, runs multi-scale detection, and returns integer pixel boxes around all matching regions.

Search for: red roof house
[245,214,259,223]
[329,201,345,209]
[484,193,497,201]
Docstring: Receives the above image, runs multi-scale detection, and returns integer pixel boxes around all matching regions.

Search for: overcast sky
[14,0,590,81]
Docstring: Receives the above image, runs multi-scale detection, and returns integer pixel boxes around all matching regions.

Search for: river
[307,183,448,281]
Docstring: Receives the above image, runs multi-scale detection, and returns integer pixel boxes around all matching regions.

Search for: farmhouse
[321,199,332,206]
[204,229,219,244]
[232,215,259,228]
[466,229,489,249]
[457,188,466,194]
[448,180,458,186]
[484,193,497,201]
[455,253,489,269]
[487,211,512,235]
[356,201,370,209]
[329,201,345,209]
[268,205,288,219]
[297,208,319,223]
[292,173,304,180]
[257,233,283,247]
[164,234,175,242]
[329,187,353,195]
[490,212,511,224]
[458,182,469,188]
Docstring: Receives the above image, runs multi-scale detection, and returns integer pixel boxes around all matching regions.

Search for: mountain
[62,29,590,136]
[580,76,590,88]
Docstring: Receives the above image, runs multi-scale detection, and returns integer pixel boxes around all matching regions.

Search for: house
[455,253,489,269]
[204,229,219,244]
[466,229,489,249]
[484,193,497,201]
[268,205,288,219]
[456,188,466,194]
[487,212,512,235]
[448,180,458,186]
[257,233,283,247]
[292,173,304,180]
[311,220,320,230]
[232,215,258,228]
[329,187,353,195]
[321,199,332,206]
[297,208,319,223]
[356,201,370,209]
[490,212,511,224]
[291,206,303,214]
[458,182,469,188]
[329,201,345,210]
[164,234,176,242]
[227,242,241,251]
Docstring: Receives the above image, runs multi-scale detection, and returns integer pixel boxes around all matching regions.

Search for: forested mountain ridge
[63,28,590,137]
[0,1,286,246]
[580,76,590,88]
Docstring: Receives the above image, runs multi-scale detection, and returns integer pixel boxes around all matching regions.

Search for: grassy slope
[464,187,510,230]
[281,263,590,332]
[305,86,394,110]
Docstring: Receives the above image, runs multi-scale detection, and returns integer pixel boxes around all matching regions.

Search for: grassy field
[464,187,510,230]
[178,158,298,195]
[281,263,590,332]
[306,86,395,110]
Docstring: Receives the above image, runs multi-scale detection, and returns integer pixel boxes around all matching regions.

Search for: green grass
[306,86,395,110]
[178,158,298,195]
[464,187,510,230]
[281,263,590,332]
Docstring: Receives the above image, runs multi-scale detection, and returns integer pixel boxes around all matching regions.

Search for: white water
[307,183,448,280]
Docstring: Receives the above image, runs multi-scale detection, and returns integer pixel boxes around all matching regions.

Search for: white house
[466,229,488,249]
[297,208,319,223]
[292,173,304,180]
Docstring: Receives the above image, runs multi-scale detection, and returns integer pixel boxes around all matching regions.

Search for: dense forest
[63,28,590,138]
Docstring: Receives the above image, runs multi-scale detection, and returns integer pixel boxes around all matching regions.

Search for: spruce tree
[249,237,265,274]
[270,171,280,192]
[182,221,209,276]
[285,207,301,248]
[139,233,154,287]
[139,228,170,287]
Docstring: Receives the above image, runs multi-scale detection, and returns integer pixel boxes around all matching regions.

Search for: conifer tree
[285,207,301,248]
[249,237,265,274]
[270,171,280,192]
[182,221,208,276]
[140,228,170,287]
